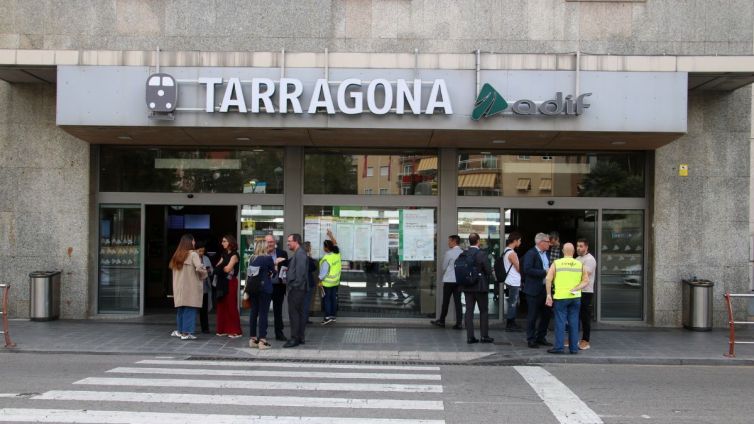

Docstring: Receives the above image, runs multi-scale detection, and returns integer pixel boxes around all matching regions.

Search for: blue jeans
[249,291,272,339]
[505,286,520,320]
[553,298,581,353]
[323,286,338,318]
[176,306,197,334]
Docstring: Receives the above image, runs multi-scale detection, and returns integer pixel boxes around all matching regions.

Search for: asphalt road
[0,352,752,423]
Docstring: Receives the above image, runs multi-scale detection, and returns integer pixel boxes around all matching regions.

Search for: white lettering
[337,78,363,115]
[198,77,222,112]
[251,78,275,113]
[279,78,303,114]
[307,79,336,114]
[425,79,452,115]
[396,79,421,115]
[220,78,247,113]
[366,79,393,115]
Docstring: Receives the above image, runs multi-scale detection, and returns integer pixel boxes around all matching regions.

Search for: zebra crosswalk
[0,356,447,423]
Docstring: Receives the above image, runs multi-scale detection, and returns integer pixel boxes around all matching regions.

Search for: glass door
[457,208,502,319]
[98,205,142,313]
[599,210,644,320]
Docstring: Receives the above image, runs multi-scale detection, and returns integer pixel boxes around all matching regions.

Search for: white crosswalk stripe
[0,357,447,423]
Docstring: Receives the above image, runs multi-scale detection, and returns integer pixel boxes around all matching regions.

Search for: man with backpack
[456,233,494,344]
[494,232,523,332]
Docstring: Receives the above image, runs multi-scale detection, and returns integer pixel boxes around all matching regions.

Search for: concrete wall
[0,81,90,319]
[0,0,751,55]
[653,88,752,326]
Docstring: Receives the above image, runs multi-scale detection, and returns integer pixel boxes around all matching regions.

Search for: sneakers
[579,340,591,350]
[228,334,243,339]
[321,317,335,325]
[249,338,259,348]
[258,340,271,350]
[180,334,197,340]
[170,330,181,338]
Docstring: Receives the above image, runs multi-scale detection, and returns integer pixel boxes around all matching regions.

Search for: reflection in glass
[303,206,436,318]
[600,210,644,320]
[100,147,284,193]
[304,150,438,195]
[458,152,645,197]
[457,209,502,318]
[98,206,141,313]
[239,205,285,278]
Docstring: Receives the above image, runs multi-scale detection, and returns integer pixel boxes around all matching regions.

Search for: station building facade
[0,0,753,327]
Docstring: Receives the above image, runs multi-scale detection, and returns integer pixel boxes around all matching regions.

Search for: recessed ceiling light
[235,137,251,141]
[117,135,132,140]
[611,141,627,145]
[492,139,507,144]
[253,149,264,152]
[480,151,491,155]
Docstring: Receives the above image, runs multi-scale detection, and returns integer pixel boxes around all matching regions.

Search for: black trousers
[464,291,489,339]
[525,291,551,343]
[287,287,307,343]
[199,293,209,332]
[271,283,286,337]
[579,292,593,342]
[438,283,463,325]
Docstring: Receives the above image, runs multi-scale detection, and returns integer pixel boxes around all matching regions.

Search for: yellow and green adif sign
[472,83,508,120]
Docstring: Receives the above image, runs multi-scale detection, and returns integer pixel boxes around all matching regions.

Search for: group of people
[433,231,596,354]
[168,230,342,348]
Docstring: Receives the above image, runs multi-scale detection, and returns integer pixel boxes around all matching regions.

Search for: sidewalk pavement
[3,318,753,366]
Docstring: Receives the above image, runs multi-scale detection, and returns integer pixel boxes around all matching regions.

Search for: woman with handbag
[245,240,276,349]
[214,234,243,338]
[169,234,208,340]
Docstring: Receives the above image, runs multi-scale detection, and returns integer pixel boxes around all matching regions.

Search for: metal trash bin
[29,271,61,321]
[682,279,713,331]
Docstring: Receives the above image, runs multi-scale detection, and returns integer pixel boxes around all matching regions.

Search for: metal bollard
[0,284,16,348]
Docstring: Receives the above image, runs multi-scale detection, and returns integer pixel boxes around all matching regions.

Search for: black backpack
[494,248,514,283]
[245,256,265,295]
[454,249,482,287]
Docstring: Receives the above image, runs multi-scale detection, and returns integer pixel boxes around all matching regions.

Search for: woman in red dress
[214,235,243,338]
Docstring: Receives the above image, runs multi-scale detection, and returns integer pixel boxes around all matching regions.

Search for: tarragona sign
[145,73,591,118]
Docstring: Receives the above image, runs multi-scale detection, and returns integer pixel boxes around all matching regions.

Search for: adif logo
[471,83,592,120]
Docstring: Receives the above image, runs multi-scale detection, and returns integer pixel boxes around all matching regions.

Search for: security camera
[187,193,194,199]
[547,200,555,206]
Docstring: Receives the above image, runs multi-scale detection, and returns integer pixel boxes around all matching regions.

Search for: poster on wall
[399,209,434,261]
[370,222,390,262]
[335,221,355,261]
[304,217,321,259]
[353,223,372,261]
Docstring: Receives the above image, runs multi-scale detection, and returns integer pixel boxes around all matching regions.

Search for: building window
[542,156,553,161]
[380,166,389,177]
[539,178,552,191]
[364,188,373,195]
[518,155,530,161]
[366,167,374,177]
[516,178,531,191]
[379,188,389,195]
[403,164,412,174]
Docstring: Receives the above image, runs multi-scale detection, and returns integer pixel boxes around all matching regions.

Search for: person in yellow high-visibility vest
[318,229,341,325]
[545,243,589,354]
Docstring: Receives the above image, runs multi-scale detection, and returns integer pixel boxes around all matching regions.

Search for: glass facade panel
[98,206,141,313]
[304,150,438,195]
[303,206,436,318]
[458,152,645,197]
[600,210,644,320]
[239,205,285,277]
[100,147,284,193]
[457,209,502,318]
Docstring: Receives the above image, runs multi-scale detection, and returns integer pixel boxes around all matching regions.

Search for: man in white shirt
[576,238,597,350]
[431,235,464,329]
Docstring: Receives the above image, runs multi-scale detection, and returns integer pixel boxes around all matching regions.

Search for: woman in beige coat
[169,234,208,340]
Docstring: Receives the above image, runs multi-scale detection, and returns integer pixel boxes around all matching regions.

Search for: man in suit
[265,234,289,341]
[462,233,494,344]
[522,232,553,348]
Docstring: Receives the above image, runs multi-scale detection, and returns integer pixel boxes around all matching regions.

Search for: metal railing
[0,284,16,348]
[723,292,754,357]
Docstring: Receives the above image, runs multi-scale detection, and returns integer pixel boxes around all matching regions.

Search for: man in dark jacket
[522,232,553,348]
[265,234,289,341]
[283,233,309,348]
[462,233,494,344]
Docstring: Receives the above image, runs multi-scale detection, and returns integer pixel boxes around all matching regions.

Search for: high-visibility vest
[553,257,583,300]
[319,253,342,287]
